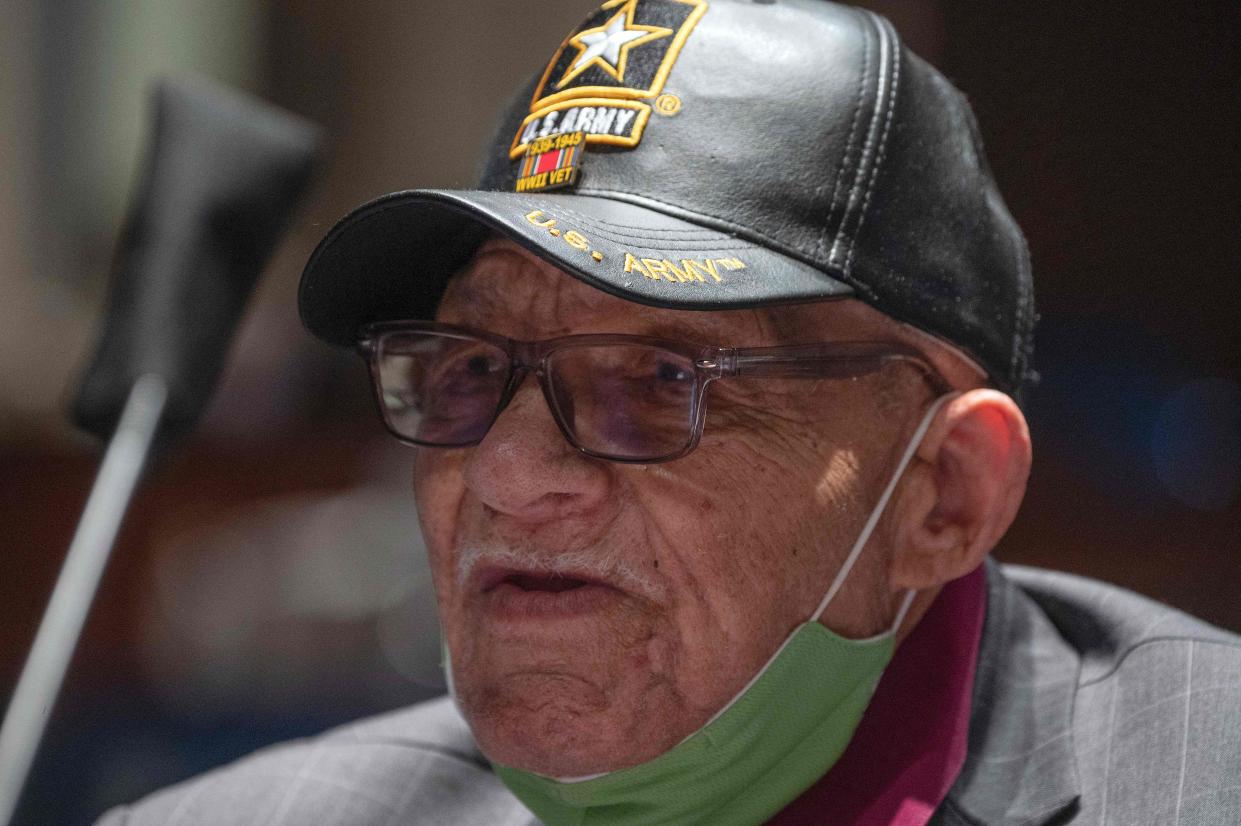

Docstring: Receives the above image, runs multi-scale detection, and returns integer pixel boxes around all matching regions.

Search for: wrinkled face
[413,239,932,777]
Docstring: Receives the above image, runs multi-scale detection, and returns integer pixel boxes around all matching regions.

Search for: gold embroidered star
[557,0,673,89]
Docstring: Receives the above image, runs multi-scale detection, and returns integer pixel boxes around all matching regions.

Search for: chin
[461,677,674,777]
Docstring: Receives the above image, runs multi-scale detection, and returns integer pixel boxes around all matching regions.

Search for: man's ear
[890,390,1032,590]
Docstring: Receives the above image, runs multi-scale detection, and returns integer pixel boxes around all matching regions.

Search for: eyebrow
[437,276,508,322]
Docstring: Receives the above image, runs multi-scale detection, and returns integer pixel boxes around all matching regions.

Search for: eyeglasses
[357,321,950,464]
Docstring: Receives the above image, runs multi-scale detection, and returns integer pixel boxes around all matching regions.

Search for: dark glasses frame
[357,320,952,463]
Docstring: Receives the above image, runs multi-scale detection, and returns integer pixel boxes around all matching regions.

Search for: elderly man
[101,1,1241,824]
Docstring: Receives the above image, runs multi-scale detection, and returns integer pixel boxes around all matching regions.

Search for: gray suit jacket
[98,564,1241,825]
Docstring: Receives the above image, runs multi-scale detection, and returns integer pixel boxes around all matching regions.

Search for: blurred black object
[0,76,324,826]
[71,76,323,447]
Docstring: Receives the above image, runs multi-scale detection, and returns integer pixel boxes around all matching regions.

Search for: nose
[461,376,611,523]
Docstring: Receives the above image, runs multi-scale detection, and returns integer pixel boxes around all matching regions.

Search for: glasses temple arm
[726,350,952,394]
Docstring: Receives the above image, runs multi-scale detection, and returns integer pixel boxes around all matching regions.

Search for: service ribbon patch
[516,132,585,193]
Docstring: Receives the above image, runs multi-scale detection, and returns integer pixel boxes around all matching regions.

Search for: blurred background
[1,0,1238,822]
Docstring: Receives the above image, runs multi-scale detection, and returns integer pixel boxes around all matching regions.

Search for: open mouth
[479,566,608,594]
[501,573,592,593]
[474,565,623,621]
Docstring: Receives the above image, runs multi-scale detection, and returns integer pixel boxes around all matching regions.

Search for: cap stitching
[578,186,873,297]
[531,206,731,240]
[553,215,723,235]
[587,233,756,251]
[578,188,790,247]
[582,224,723,236]
[828,11,887,270]
[1008,224,1035,391]
[844,15,900,274]
[512,202,753,247]
[553,222,752,247]
[816,10,872,264]
[578,188,824,261]
[509,196,735,240]
[587,237,756,251]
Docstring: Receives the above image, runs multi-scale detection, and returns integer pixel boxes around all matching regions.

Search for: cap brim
[299,189,854,345]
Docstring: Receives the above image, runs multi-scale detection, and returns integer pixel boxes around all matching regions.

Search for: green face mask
[471,396,951,826]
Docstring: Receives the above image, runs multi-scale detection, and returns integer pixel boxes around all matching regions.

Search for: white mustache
[456,544,663,601]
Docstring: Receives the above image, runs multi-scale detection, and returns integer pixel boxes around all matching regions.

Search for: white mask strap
[889,588,918,635]
[811,393,956,623]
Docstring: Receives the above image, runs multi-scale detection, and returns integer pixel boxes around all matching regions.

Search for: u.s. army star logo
[557,6,673,88]
[510,0,708,160]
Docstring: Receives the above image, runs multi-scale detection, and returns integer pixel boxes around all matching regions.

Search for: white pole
[0,374,168,825]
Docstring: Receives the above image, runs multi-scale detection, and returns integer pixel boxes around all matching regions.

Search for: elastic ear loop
[811,393,958,634]
[691,393,959,737]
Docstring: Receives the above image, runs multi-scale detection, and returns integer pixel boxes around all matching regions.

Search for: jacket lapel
[935,561,1083,825]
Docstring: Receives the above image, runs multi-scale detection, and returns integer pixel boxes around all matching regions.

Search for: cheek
[700,417,867,592]
[412,450,468,594]
[630,422,862,655]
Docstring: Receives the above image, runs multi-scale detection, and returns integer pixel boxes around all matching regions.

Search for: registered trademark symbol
[654,94,682,116]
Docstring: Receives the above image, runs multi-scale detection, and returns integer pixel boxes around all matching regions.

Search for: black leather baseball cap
[299,0,1035,396]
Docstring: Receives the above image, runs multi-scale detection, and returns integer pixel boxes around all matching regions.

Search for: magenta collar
[766,566,988,825]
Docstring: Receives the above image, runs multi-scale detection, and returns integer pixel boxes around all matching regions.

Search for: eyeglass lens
[376,332,509,446]
[373,331,700,460]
